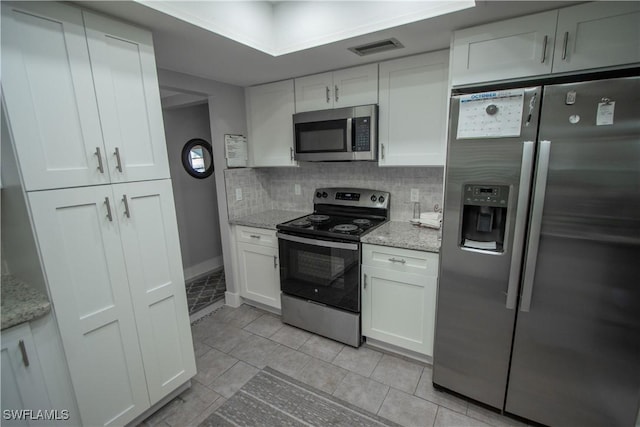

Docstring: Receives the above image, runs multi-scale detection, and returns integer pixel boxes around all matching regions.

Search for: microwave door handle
[346,117,353,153]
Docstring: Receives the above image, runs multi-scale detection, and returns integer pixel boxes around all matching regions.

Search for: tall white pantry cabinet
[1,2,196,426]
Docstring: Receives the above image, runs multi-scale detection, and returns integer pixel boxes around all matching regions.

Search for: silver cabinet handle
[335,85,339,102]
[389,257,406,264]
[273,255,277,269]
[290,147,294,162]
[381,143,385,160]
[114,147,123,173]
[95,147,104,174]
[363,273,367,289]
[250,234,261,239]
[540,35,548,63]
[104,197,113,222]
[122,195,131,218]
[506,140,535,310]
[521,140,551,312]
[325,86,330,103]
[18,340,29,367]
[562,31,569,60]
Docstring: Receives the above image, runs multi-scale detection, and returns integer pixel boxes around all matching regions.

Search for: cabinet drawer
[236,226,277,248]
[362,244,438,276]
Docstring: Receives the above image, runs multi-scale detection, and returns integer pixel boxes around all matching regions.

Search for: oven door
[277,232,360,312]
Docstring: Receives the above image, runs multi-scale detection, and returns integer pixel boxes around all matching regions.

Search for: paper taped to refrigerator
[457,89,525,139]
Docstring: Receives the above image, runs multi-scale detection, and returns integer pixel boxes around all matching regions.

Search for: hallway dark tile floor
[186,269,226,315]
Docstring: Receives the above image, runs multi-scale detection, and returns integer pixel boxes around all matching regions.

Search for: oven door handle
[277,232,359,251]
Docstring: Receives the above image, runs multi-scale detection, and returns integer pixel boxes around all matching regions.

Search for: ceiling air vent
[348,38,404,56]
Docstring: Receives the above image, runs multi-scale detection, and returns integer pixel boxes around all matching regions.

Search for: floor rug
[199,367,401,427]
[186,268,226,315]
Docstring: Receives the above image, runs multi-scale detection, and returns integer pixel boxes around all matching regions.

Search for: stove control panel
[313,187,390,209]
[336,192,360,201]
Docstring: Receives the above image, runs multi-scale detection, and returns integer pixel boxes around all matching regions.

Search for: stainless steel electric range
[276,187,390,347]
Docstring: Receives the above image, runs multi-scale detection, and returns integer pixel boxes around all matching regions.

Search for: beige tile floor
[140,304,530,427]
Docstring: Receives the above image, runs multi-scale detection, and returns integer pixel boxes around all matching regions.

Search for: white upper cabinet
[378,51,449,166]
[1,2,108,191]
[451,2,640,86]
[83,11,170,183]
[552,2,640,74]
[1,2,169,191]
[246,80,297,167]
[451,10,557,86]
[294,64,378,112]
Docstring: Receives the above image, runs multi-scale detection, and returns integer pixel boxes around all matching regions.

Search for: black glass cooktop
[277,213,386,241]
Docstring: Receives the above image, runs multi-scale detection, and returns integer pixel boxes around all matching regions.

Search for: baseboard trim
[364,337,433,365]
[183,256,223,281]
[225,291,242,308]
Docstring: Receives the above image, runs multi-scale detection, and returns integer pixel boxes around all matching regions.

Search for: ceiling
[77,1,580,88]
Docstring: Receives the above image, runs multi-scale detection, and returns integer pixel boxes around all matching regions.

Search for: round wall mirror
[182,138,214,179]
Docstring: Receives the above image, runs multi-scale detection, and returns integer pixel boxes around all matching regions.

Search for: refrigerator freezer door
[433,87,542,408]
[506,76,640,426]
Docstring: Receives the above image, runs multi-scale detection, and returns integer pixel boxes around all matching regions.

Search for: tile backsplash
[225,163,444,221]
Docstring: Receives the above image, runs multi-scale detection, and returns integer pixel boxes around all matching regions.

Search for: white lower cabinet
[236,226,281,309]
[1,323,52,426]
[361,244,438,356]
[27,180,195,426]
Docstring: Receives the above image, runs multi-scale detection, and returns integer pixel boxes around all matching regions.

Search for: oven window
[295,119,347,153]
[279,238,360,312]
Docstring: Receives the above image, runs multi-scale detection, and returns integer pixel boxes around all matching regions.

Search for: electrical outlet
[410,188,420,202]
[235,188,243,201]
[294,184,301,195]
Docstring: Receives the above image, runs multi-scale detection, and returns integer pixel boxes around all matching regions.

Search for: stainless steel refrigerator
[433,75,640,426]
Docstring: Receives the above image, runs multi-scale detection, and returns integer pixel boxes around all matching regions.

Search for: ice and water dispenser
[460,184,509,252]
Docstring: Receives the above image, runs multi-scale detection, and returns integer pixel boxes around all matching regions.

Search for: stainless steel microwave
[293,104,378,161]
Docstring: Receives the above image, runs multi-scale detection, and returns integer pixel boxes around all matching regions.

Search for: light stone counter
[229,209,310,230]
[361,221,441,253]
[1,275,51,330]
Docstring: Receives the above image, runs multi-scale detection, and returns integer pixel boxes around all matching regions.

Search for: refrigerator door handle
[520,140,551,312]
[506,140,535,309]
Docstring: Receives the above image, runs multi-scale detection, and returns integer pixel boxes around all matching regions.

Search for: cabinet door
[362,265,436,356]
[553,2,640,74]
[378,51,449,166]
[1,2,109,191]
[333,64,378,108]
[84,11,170,183]
[237,242,281,309]
[451,10,557,86]
[28,186,149,427]
[294,72,334,112]
[1,323,52,426]
[246,80,296,167]
[115,180,196,404]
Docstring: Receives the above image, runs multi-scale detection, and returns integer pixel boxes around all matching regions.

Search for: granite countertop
[229,209,310,230]
[361,221,441,253]
[1,275,51,331]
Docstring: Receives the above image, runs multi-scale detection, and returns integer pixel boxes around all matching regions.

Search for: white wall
[157,68,247,301]
[162,103,223,280]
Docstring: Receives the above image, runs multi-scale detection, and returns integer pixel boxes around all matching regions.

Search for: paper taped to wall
[225,134,247,167]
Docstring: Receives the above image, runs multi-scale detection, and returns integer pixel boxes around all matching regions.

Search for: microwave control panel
[353,117,371,152]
